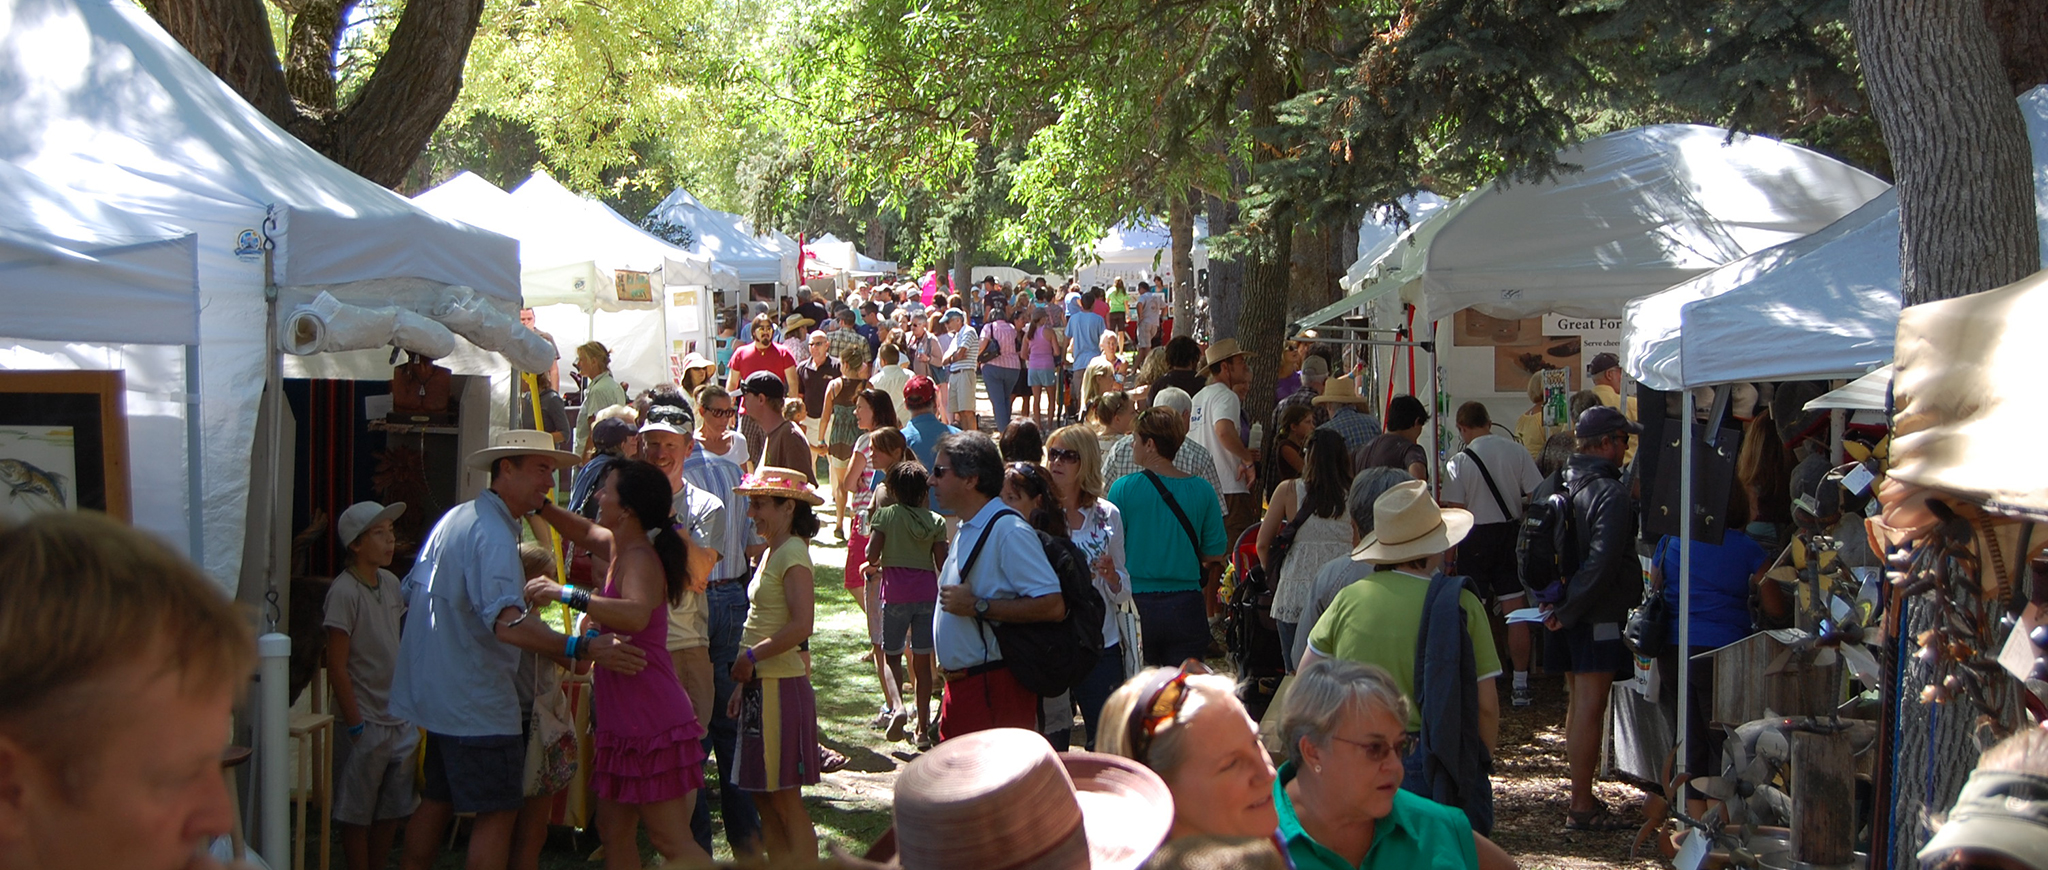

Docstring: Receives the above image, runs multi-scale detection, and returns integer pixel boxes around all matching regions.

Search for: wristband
[347,722,365,738]
[562,586,592,612]
[744,647,758,665]
[565,634,580,660]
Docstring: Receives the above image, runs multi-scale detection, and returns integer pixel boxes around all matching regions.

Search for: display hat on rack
[1350,479,1472,564]
[465,429,581,471]
[1312,377,1371,406]
[891,727,1173,870]
[337,501,405,548]
[733,466,824,505]
[1202,338,1249,368]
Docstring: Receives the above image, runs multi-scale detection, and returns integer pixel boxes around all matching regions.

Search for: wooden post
[1791,730,1856,866]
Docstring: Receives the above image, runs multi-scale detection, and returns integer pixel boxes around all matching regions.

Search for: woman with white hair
[1275,659,1516,870]
[1099,662,1280,844]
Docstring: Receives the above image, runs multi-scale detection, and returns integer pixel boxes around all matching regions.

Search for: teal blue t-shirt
[1274,762,1477,870]
[1105,470,1227,594]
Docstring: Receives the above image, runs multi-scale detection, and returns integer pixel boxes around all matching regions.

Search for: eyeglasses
[931,464,950,479]
[1046,447,1082,465]
[703,406,735,418]
[1329,734,1413,764]
[1125,659,1212,764]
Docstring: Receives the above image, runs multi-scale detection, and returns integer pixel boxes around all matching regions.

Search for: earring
[1314,765,1322,774]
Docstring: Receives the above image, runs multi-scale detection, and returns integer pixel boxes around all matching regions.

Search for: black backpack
[1516,472,1579,604]
[960,509,1106,697]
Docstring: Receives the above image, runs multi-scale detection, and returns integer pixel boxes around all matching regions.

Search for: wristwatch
[973,597,990,616]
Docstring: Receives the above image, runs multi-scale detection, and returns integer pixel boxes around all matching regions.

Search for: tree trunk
[1985,0,2048,93]
[952,248,973,305]
[1205,190,1244,340]
[866,209,888,263]
[1169,194,1197,330]
[148,0,484,188]
[1289,218,1343,319]
[1855,0,2040,305]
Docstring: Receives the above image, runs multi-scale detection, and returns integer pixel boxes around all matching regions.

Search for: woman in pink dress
[533,459,711,870]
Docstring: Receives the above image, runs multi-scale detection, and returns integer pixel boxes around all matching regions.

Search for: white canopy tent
[1414,125,1890,322]
[0,161,200,345]
[804,232,898,277]
[644,187,798,290]
[1074,216,1209,289]
[0,0,525,589]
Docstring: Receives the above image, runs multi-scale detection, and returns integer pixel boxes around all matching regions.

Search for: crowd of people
[9,280,2048,870]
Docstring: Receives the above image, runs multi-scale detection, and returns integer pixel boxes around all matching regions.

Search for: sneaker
[1511,684,1533,708]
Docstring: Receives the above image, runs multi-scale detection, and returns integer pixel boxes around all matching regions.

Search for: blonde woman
[1099,663,1280,843]
[1046,425,1134,749]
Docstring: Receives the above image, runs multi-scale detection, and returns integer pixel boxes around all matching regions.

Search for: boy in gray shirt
[324,501,417,870]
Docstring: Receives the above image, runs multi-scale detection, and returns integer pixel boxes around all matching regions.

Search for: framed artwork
[615,270,654,303]
[0,371,130,522]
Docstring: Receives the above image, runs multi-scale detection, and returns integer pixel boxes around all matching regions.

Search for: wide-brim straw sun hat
[733,466,825,506]
[680,351,717,374]
[892,728,1173,870]
[465,429,581,471]
[1202,338,1250,368]
[1312,376,1372,405]
[1351,479,1473,564]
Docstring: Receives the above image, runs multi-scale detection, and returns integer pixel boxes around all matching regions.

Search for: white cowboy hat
[1350,479,1473,564]
[465,429,581,471]
[1312,377,1372,406]
[892,728,1173,870]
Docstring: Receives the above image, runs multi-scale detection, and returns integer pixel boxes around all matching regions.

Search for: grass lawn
[312,537,899,869]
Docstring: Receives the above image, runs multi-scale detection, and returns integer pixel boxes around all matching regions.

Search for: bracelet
[561,586,592,612]
[565,634,580,660]
[744,648,758,664]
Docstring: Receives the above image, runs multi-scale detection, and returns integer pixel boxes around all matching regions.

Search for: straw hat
[893,728,1173,870]
[679,352,717,374]
[465,429,580,471]
[1350,479,1472,564]
[733,466,824,505]
[336,501,405,548]
[783,314,816,332]
[1202,338,1249,368]
[1311,377,1371,406]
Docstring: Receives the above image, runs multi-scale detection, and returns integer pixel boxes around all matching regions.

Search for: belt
[943,660,1008,681]
[705,575,748,589]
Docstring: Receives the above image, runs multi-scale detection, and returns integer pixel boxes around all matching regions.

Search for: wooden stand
[1790,730,1854,867]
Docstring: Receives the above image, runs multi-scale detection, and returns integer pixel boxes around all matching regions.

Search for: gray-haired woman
[1275,659,1517,870]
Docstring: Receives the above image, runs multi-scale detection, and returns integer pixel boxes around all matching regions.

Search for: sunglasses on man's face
[930,464,951,479]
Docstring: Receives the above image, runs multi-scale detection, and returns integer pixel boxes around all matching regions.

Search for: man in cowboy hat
[1299,480,1502,808]
[392,431,648,870]
[1541,405,1641,832]
[1189,338,1261,548]
[1313,377,1384,460]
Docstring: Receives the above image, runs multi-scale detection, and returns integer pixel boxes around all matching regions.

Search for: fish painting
[0,458,67,513]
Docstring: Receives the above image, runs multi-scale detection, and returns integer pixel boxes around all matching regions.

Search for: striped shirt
[1318,405,1383,456]
[684,445,754,582]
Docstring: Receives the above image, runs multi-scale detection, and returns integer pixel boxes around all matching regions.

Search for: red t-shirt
[1092,300,1111,320]
[730,343,797,382]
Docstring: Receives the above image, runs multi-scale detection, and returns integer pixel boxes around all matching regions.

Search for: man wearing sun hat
[885,728,1175,870]
[1299,480,1502,808]
[391,431,648,869]
[1189,338,1261,549]
[1313,376,1384,461]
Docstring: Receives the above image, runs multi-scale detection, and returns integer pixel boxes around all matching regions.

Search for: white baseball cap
[337,501,405,548]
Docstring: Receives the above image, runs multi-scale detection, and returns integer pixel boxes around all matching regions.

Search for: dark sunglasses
[931,464,951,479]
[1125,659,1212,764]
[1046,447,1082,465]
[702,406,736,418]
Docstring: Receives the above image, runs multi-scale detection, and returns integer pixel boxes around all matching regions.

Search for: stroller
[1225,525,1288,721]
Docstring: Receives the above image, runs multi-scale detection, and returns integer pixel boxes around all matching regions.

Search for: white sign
[1542,314,1623,336]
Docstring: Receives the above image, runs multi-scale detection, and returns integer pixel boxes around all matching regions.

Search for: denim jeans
[1132,590,1210,667]
[982,365,1022,430]
[1275,620,1297,674]
[1071,644,1129,750]
[690,581,761,854]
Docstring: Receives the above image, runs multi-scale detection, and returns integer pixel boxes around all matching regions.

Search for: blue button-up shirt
[684,444,754,582]
[1319,405,1384,456]
[933,497,1063,671]
[390,489,529,737]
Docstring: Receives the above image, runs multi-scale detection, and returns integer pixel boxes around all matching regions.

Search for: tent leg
[1677,389,1694,782]
[185,343,205,570]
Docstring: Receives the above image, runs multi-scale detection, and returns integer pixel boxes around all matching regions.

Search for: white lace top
[1269,479,1355,622]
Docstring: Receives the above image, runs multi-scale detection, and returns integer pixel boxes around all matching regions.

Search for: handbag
[1623,544,1670,656]
[522,659,579,797]
[1264,480,1317,582]
[1115,601,1145,677]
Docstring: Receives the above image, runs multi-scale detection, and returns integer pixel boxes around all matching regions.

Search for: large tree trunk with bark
[1985,0,2048,93]
[1169,194,1197,330]
[952,249,973,305]
[146,0,485,188]
[1855,0,2039,306]
[1205,190,1244,340]
[1288,217,1344,318]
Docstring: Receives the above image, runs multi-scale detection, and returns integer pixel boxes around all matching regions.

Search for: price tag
[1842,462,1876,496]
[1674,829,1709,870]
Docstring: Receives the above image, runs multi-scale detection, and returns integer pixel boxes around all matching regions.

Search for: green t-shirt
[1303,567,1502,732]
[1106,470,1226,594]
[869,503,944,570]
[1107,286,1129,314]
[1274,762,1477,870]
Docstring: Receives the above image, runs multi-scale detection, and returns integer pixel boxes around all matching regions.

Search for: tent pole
[185,343,205,571]
[258,228,290,869]
[1677,388,1694,782]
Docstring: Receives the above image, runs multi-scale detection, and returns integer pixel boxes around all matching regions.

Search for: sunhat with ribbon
[1350,479,1473,564]
[891,728,1173,870]
[465,429,581,471]
[733,466,824,505]
[1311,377,1372,406]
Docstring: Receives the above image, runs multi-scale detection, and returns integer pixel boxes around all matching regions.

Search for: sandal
[885,710,910,743]
[1565,803,1633,832]
[819,747,850,773]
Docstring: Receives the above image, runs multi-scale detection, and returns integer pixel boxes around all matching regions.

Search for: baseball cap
[1300,355,1330,379]
[337,501,405,548]
[742,370,788,402]
[1587,352,1621,376]
[1576,405,1641,440]
[640,403,694,437]
[1918,770,2048,870]
[905,375,938,407]
[590,416,637,449]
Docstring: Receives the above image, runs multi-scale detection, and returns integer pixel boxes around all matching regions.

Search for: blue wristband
[565,634,579,660]
[347,722,365,738]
